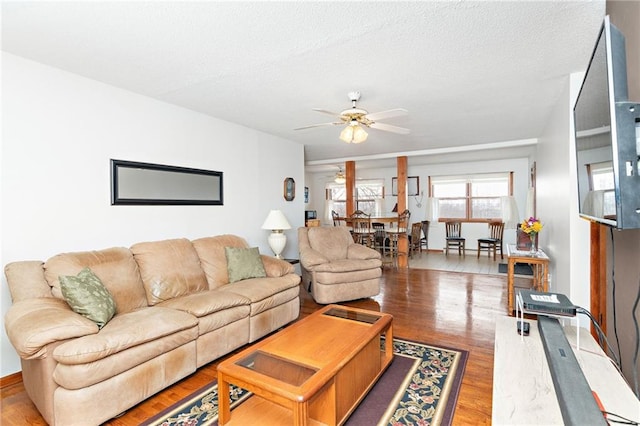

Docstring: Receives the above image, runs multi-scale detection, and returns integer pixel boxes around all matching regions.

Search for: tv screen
[573,16,640,230]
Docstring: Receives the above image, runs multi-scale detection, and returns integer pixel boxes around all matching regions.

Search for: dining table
[341,213,402,225]
[341,213,410,267]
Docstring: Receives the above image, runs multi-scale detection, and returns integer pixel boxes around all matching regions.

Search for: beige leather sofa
[3,235,300,426]
[298,226,382,304]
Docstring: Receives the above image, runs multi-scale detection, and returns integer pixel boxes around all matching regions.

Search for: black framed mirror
[111,159,223,205]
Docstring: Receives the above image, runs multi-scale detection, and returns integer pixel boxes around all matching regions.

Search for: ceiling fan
[321,165,347,183]
[295,92,410,144]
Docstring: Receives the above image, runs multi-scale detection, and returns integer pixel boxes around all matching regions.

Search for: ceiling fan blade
[365,108,408,122]
[369,122,411,135]
[294,122,342,130]
[312,108,341,117]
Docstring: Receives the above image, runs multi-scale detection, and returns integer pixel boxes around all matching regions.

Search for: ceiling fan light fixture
[339,122,368,144]
[334,172,346,184]
[352,125,368,144]
[297,92,409,143]
[339,125,354,143]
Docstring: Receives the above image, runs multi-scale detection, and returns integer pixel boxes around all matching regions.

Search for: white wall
[0,53,305,376]
[305,157,530,250]
[569,72,595,329]
[536,73,592,328]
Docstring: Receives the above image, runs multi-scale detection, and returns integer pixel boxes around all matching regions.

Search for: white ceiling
[1,1,606,172]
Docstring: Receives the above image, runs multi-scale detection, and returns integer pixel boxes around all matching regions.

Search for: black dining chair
[445,221,465,256]
[477,221,505,260]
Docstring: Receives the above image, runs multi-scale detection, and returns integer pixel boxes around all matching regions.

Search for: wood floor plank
[1,264,516,425]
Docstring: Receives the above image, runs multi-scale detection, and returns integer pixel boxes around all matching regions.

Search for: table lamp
[261,210,291,259]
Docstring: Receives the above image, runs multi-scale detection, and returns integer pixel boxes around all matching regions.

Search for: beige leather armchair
[298,226,382,304]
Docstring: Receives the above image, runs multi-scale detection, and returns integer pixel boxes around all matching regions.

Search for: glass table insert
[236,350,317,387]
[323,306,381,324]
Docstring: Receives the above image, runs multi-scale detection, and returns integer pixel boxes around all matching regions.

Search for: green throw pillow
[59,267,116,329]
[225,246,267,283]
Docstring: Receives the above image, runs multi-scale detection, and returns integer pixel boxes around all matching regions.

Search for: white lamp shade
[261,210,291,230]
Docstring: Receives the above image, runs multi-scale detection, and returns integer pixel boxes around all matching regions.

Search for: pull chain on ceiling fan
[294,92,410,143]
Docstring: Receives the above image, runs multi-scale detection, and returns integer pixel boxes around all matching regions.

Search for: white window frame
[325,179,385,218]
[430,172,513,222]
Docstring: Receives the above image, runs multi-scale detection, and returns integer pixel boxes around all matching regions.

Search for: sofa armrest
[260,255,295,277]
[347,243,382,260]
[5,298,98,359]
[299,247,330,270]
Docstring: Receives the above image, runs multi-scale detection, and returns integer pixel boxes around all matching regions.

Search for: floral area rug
[141,338,468,426]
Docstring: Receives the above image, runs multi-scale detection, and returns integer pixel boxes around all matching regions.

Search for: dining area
[333,209,428,267]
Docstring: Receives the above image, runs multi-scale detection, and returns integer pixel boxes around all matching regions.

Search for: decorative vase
[529,234,537,254]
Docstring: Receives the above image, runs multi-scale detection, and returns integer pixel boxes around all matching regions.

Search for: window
[430,173,512,221]
[587,161,615,218]
[589,161,614,191]
[326,179,384,217]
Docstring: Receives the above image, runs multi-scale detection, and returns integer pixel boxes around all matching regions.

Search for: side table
[506,244,549,314]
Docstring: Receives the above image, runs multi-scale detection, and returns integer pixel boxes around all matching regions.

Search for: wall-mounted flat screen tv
[574,16,640,230]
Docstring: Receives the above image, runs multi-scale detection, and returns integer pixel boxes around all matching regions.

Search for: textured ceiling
[1,1,606,171]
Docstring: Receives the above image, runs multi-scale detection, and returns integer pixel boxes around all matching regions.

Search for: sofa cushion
[156,289,250,318]
[313,264,382,285]
[192,235,248,289]
[307,227,352,261]
[311,258,382,273]
[196,305,250,336]
[52,307,198,389]
[44,247,148,314]
[52,306,198,365]
[223,274,301,315]
[59,267,116,329]
[158,291,251,335]
[53,328,197,390]
[131,238,209,305]
[225,246,266,283]
[347,243,382,260]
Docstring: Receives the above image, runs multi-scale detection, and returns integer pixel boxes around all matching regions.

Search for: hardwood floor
[409,249,507,275]
[1,259,519,425]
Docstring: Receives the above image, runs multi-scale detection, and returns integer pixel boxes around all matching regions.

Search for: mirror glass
[111,159,223,205]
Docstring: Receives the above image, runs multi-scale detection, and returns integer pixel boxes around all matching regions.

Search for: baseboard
[0,371,22,389]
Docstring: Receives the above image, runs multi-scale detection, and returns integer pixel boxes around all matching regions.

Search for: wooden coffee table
[217,304,394,425]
